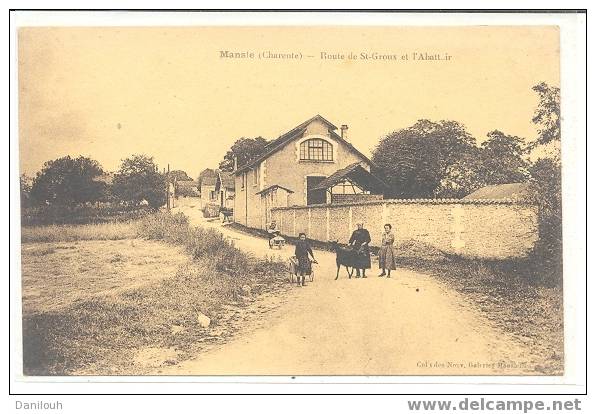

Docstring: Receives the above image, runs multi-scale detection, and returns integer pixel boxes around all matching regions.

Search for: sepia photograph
[11,11,583,387]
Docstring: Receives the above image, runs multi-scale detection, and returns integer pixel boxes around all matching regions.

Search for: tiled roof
[234,114,372,175]
[201,176,217,186]
[255,184,294,195]
[216,171,235,191]
[463,183,530,201]
[199,168,218,186]
[311,162,388,194]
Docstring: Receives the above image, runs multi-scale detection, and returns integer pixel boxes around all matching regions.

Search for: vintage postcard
[10,11,586,392]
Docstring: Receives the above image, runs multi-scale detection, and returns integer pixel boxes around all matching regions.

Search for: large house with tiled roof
[233,115,386,229]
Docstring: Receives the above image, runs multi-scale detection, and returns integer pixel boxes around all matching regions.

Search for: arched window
[299,139,333,161]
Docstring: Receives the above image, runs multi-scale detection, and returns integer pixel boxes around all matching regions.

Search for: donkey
[329,241,357,280]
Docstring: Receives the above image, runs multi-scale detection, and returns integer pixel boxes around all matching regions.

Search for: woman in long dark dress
[294,232,316,286]
[378,224,397,278]
[348,223,371,278]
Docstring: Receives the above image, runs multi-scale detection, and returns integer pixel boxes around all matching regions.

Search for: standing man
[349,222,371,278]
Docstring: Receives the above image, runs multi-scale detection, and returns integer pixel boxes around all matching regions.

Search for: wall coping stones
[271,198,533,211]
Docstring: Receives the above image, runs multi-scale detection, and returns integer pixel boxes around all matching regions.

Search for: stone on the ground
[196,312,211,328]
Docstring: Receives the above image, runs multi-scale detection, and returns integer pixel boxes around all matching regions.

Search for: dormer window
[299,138,333,161]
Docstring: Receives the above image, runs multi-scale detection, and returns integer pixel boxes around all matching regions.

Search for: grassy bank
[22,212,287,375]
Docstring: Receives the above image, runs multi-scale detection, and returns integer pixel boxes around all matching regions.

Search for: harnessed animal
[329,241,360,280]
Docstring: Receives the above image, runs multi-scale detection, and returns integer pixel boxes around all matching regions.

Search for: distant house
[198,168,218,206]
[233,114,386,229]
[463,183,530,201]
[215,171,235,209]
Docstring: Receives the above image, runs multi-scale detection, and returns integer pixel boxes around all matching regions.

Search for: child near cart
[267,220,283,248]
[294,233,317,286]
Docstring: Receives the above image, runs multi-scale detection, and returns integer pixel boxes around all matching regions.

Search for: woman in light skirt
[378,224,397,278]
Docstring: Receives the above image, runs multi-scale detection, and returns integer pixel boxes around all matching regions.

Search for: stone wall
[271,199,539,259]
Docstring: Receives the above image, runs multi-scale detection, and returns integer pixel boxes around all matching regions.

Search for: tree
[372,120,478,198]
[527,158,562,285]
[531,82,560,149]
[168,170,192,182]
[20,174,33,208]
[436,148,483,199]
[219,137,268,172]
[476,130,529,186]
[525,83,562,285]
[528,158,561,229]
[112,154,166,209]
[30,156,105,207]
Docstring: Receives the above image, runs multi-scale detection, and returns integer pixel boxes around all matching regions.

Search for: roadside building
[215,171,235,209]
[198,168,218,207]
[234,114,386,229]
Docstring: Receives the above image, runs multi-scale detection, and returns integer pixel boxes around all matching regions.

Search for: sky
[18,26,559,178]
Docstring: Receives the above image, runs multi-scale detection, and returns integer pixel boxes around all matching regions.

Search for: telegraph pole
[163,167,166,210]
[166,163,171,210]
[172,176,176,209]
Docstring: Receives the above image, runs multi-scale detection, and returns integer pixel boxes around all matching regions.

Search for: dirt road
[165,205,538,375]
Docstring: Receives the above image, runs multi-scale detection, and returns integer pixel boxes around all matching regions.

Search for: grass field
[21,239,188,316]
[21,213,288,375]
[21,221,139,243]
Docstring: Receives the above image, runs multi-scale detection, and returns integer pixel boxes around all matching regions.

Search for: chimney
[340,124,349,140]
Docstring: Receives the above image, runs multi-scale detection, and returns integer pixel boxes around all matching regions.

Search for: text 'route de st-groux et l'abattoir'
[219,50,453,61]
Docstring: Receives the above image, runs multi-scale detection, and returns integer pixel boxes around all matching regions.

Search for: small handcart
[268,230,285,249]
[287,256,316,283]
[269,235,286,249]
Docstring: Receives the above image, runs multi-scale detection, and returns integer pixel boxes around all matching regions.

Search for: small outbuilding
[311,162,388,204]
[463,182,530,201]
